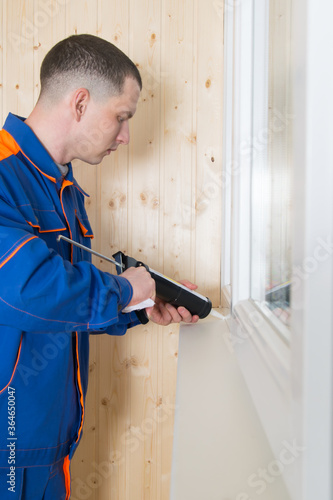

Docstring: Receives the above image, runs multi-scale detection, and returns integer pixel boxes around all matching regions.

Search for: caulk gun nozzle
[209,309,226,320]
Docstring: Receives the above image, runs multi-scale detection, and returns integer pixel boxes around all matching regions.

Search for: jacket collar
[3,113,67,184]
[3,113,88,195]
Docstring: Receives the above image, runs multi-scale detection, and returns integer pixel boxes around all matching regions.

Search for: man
[0,34,198,499]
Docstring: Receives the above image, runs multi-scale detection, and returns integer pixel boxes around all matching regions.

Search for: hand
[122,266,155,307]
[146,280,200,326]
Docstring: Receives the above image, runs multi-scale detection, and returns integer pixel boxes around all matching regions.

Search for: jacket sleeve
[0,195,139,334]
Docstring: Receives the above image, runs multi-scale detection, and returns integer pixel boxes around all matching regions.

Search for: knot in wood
[125,356,139,369]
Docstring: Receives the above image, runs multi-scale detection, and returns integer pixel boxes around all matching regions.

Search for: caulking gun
[57,235,223,323]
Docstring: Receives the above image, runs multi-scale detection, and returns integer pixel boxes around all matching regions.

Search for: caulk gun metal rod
[57,235,125,269]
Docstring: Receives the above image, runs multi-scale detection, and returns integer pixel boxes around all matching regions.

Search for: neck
[25,101,73,165]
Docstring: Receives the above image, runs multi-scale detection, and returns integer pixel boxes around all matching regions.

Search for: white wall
[171,317,291,500]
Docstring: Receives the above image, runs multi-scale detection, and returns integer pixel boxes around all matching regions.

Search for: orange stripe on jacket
[0,129,56,183]
[0,129,20,161]
[0,236,37,270]
[75,333,85,444]
[0,335,22,395]
[26,220,67,233]
[60,180,74,262]
[19,149,57,183]
[75,211,93,238]
[63,456,71,500]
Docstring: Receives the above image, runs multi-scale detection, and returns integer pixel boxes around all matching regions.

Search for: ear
[71,88,90,121]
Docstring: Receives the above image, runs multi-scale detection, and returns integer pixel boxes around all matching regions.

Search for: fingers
[146,302,179,325]
[122,266,156,307]
[164,303,183,323]
[176,306,199,323]
[178,279,198,290]
[122,270,200,325]
[148,302,200,326]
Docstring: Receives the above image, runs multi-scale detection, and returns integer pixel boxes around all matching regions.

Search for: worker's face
[75,77,141,165]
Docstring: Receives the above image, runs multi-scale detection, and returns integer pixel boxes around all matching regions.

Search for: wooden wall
[0,1,224,498]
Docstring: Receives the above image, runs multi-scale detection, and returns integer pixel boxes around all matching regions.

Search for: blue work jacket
[0,113,139,468]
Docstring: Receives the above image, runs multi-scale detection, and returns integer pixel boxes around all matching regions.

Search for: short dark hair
[39,34,142,102]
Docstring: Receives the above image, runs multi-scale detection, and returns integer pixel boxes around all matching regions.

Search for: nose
[117,121,130,145]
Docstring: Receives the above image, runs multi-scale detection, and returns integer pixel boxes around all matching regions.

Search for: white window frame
[222,1,333,499]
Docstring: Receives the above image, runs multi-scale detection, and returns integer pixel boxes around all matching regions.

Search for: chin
[77,150,109,165]
[79,157,102,166]
[93,152,109,163]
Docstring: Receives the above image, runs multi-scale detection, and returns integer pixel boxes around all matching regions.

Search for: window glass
[250,0,293,328]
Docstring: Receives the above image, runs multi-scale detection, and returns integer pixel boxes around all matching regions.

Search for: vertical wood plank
[32,0,67,107]
[195,0,224,305]
[161,0,196,282]
[128,0,161,269]
[3,0,34,118]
